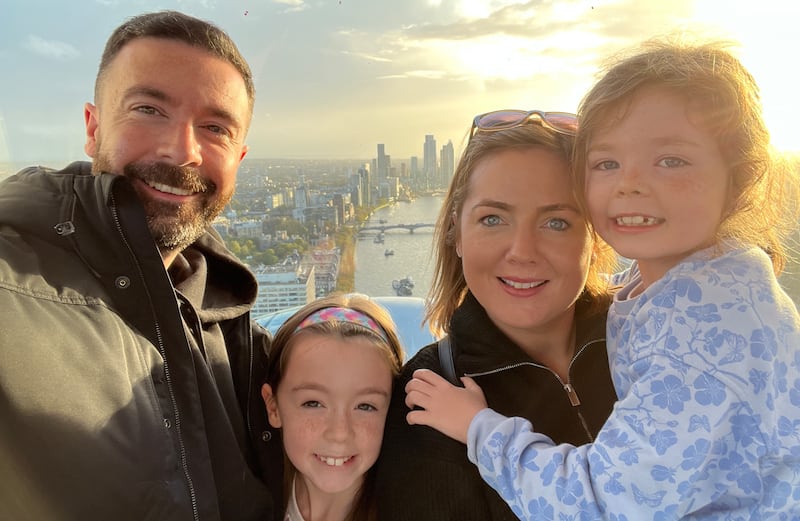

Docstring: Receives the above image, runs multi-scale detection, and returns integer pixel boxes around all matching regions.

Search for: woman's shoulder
[399,341,440,381]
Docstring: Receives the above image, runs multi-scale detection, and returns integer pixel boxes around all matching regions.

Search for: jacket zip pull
[564,383,581,406]
[54,221,75,236]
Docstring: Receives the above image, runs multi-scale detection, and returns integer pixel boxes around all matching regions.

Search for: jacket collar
[449,291,607,374]
[1,162,257,321]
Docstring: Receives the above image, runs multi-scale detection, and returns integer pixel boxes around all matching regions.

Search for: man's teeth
[501,278,545,289]
[615,215,658,226]
[147,181,193,196]
[318,455,352,467]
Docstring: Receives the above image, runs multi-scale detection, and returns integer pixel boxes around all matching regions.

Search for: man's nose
[158,123,202,167]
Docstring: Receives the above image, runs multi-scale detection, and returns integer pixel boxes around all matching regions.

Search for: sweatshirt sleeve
[467,250,799,519]
[466,359,763,519]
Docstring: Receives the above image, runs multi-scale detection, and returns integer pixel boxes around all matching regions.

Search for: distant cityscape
[2,142,798,310]
[223,139,455,315]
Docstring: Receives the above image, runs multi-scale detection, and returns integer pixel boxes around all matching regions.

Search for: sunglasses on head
[469,110,578,141]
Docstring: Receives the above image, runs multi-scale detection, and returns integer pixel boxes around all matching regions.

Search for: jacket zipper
[245,317,255,438]
[465,338,606,442]
[109,198,200,521]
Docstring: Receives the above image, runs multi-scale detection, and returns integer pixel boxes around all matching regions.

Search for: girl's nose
[616,165,643,196]
[324,410,353,442]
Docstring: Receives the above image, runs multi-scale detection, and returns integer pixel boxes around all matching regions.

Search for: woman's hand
[405,368,488,444]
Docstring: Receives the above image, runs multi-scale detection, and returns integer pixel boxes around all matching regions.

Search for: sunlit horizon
[1,0,798,163]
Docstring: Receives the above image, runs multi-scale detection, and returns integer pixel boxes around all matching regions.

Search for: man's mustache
[122,162,215,194]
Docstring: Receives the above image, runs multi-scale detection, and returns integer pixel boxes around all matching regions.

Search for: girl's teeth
[616,215,658,226]
[319,455,351,466]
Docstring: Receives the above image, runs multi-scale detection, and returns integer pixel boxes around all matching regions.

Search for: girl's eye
[592,160,619,171]
[356,403,378,412]
[301,400,322,408]
[480,215,502,226]
[658,157,688,168]
[544,218,569,231]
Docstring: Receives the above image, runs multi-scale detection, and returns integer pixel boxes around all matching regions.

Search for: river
[354,195,444,299]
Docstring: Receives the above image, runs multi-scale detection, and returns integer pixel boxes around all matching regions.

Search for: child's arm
[404,368,488,444]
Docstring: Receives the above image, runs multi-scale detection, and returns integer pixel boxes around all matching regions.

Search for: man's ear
[239,143,249,162]
[84,102,99,158]
[261,383,282,428]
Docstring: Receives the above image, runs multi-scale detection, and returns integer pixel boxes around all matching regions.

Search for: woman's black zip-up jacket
[0,163,282,521]
[376,291,617,520]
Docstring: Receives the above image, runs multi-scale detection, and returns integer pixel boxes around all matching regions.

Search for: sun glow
[691,0,800,152]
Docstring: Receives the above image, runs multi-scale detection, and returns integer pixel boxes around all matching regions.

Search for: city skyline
[2,0,799,165]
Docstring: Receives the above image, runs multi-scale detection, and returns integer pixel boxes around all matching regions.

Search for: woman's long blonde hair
[425,123,617,337]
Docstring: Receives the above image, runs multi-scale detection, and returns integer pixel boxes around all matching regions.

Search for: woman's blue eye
[480,215,502,226]
[545,218,569,231]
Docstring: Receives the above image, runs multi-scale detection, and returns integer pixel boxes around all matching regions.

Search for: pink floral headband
[295,306,389,343]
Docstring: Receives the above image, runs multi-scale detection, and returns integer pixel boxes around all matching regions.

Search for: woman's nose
[506,225,540,263]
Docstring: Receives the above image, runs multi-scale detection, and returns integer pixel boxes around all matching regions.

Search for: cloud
[334,0,698,86]
[271,0,308,12]
[24,35,80,61]
[378,70,448,80]
[340,50,392,63]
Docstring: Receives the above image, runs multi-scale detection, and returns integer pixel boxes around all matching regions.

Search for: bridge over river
[357,223,434,234]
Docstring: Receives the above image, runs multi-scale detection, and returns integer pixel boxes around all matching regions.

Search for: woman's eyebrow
[469,199,511,212]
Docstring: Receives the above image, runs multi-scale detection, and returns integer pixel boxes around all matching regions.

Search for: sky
[1,0,798,165]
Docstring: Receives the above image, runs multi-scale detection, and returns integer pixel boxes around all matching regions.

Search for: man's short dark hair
[96,10,255,112]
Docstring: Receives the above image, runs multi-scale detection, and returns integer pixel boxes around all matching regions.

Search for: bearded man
[0,11,281,521]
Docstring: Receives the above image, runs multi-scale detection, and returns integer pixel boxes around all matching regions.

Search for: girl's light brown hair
[425,123,617,337]
[574,38,800,274]
[264,293,404,521]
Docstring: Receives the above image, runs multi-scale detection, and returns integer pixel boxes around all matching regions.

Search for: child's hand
[404,368,488,444]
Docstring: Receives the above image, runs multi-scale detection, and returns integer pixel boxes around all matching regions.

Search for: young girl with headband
[261,293,404,521]
[404,40,800,519]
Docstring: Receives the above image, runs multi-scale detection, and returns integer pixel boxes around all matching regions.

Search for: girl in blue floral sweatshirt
[404,40,800,520]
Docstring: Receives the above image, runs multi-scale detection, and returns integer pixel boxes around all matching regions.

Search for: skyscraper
[423,134,437,189]
[357,164,371,207]
[440,140,455,187]
[376,143,389,183]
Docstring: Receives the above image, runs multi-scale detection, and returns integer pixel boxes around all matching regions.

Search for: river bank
[334,226,356,292]
[334,201,393,293]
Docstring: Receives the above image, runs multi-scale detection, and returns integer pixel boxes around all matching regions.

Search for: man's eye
[134,106,159,115]
[205,124,230,136]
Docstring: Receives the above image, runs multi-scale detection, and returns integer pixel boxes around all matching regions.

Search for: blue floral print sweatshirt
[466,245,800,520]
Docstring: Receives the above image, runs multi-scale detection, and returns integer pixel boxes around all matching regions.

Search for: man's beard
[93,155,232,253]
